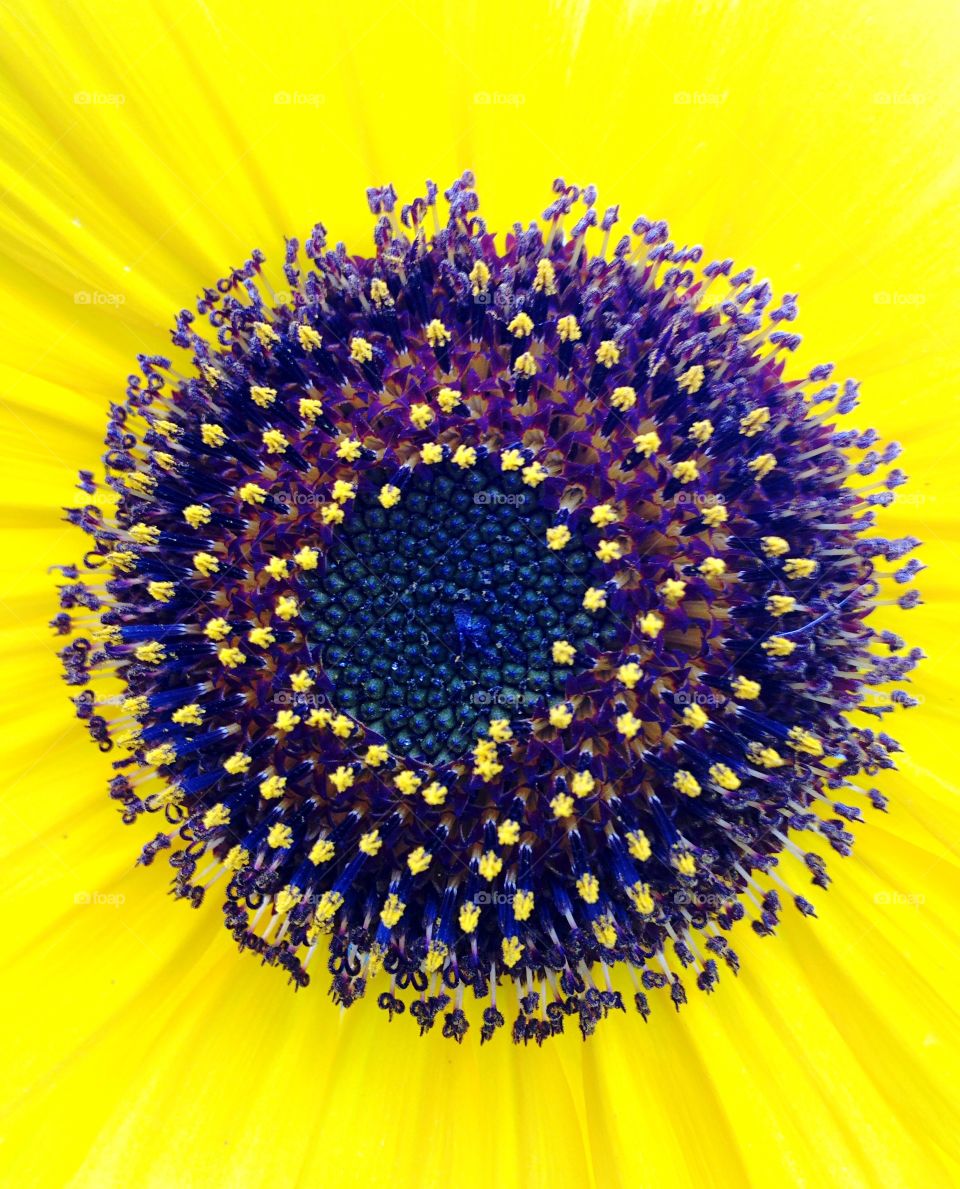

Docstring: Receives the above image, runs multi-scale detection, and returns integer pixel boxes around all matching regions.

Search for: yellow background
[0,1,958,1185]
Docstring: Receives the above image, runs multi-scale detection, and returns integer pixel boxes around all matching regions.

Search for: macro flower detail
[54,173,923,1046]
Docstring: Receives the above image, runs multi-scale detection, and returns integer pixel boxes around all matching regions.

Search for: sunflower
[2,0,959,1185]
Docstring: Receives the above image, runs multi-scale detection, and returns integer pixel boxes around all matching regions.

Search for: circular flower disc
[56,175,922,1044]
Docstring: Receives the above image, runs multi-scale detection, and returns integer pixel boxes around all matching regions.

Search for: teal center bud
[303,462,621,763]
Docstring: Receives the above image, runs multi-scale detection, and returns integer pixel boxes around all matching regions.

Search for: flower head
[56,173,922,1046]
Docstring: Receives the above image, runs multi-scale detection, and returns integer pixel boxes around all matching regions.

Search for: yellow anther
[501,448,524,471]
[331,479,356,504]
[497,819,521,846]
[478,850,503,881]
[672,459,699,484]
[369,277,391,305]
[248,625,276,648]
[359,829,382,856]
[639,611,664,637]
[557,314,582,342]
[785,557,817,579]
[394,770,422,796]
[489,718,513,743]
[617,662,643,689]
[250,385,277,408]
[376,484,401,509]
[145,742,176,767]
[124,472,155,494]
[410,403,435,429]
[134,641,166,664]
[217,645,244,668]
[275,595,299,622]
[122,695,150,719]
[329,765,355,793]
[740,407,771,436]
[421,441,444,464]
[749,453,777,479]
[294,546,319,570]
[572,770,596,798]
[546,525,571,550]
[677,364,706,394]
[549,702,574,729]
[550,793,575,818]
[469,260,491,294]
[172,703,203,726]
[330,714,353,739]
[583,586,607,612]
[260,774,287,799]
[306,708,332,729]
[314,890,343,922]
[627,882,655,915]
[274,709,300,734]
[224,845,249,872]
[422,781,447,806]
[589,505,617,530]
[239,482,267,505]
[320,504,345,525]
[380,895,406,928]
[298,323,323,351]
[675,853,697,876]
[699,556,727,579]
[437,386,461,413]
[220,753,252,779]
[459,901,481,932]
[153,418,180,439]
[749,743,786,769]
[521,461,547,487]
[299,397,324,424]
[761,536,789,557]
[616,711,642,739]
[633,430,661,457]
[788,726,824,757]
[452,444,477,469]
[594,917,617,949]
[533,258,557,294]
[205,617,231,643]
[689,419,714,444]
[254,322,279,347]
[336,437,363,462]
[501,936,524,968]
[364,744,389,768]
[576,873,600,903]
[147,580,175,603]
[660,578,687,607]
[193,551,220,576]
[513,890,535,921]
[274,886,301,915]
[674,770,701,797]
[309,838,336,864]
[626,829,651,861]
[152,451,175,471]
[262,428,288,454]
[763,635,796,658]
[766,594,797,616]
[595,340,620,367]
[350,336,373,362]
[514,351,538,377]
[552,639,576,665]
[201,422,228,448]
[203,803,230,829]
[130,522,160,546]
[709,763,741,791]
[290,670,314,694]
[407,846,432,875]
[682,703,709,730]
[596,539,623,563]
[703,503,728,527]
[425,318,451,346]
[732,675,761,700]
[610,385,637,411]
[424,943,448,974]
[508,312,534,338]
[183,504,211,529]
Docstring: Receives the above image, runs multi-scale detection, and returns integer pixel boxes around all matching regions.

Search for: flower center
[303,461,620,763]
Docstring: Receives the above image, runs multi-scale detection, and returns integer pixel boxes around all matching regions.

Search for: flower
[4,3,959,1185]
[54,168,925,1050]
